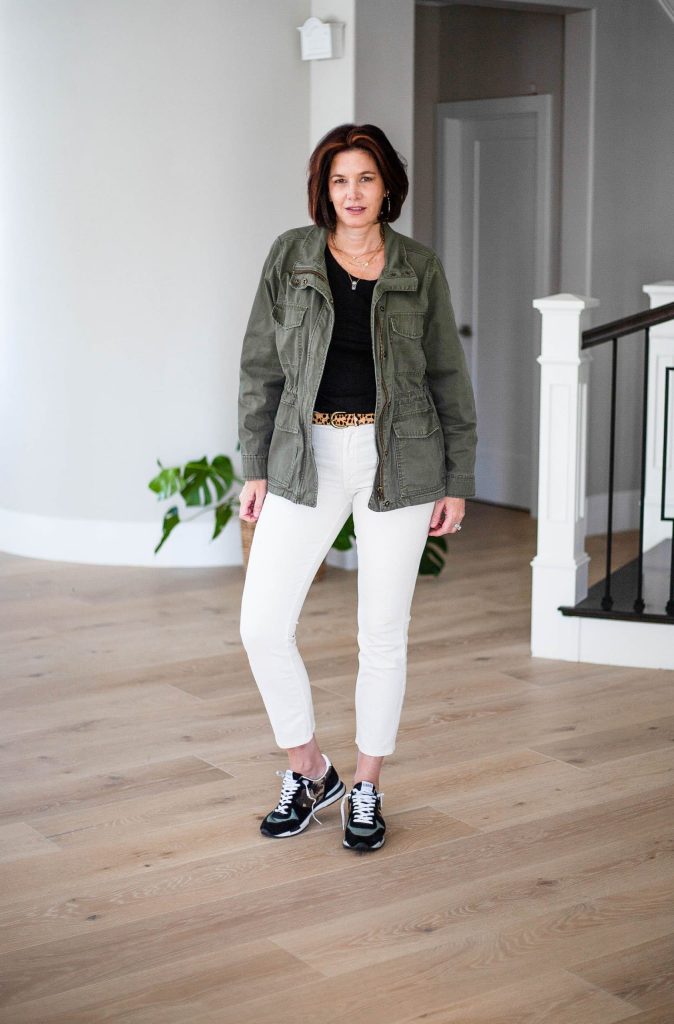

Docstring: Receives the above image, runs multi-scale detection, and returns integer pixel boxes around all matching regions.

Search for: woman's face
[327,148,386,232]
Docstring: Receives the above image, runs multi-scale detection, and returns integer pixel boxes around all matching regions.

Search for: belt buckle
[329,410,349,428]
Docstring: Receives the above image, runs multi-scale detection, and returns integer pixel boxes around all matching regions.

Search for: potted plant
[148,452,447,576]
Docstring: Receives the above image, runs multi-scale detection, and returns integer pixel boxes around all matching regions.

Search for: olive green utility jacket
[237,222,477,512]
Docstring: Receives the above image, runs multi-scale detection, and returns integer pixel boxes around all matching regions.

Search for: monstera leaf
[149,455,241,553]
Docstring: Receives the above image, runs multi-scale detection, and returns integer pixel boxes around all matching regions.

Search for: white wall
[0,0,310,565]
[310,0,356,145]
[354,0,415,236]
[310,0,415,236]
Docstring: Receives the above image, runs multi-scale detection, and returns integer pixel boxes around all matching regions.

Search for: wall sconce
[297,17,345,61]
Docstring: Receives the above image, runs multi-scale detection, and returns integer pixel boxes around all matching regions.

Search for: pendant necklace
[329,228,384,292]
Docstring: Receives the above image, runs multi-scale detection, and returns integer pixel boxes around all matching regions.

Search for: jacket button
[384,449,388,456]
[379,304,384,312]
[302,277,308,285]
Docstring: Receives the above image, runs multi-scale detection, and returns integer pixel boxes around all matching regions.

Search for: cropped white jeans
[239,422,436,756]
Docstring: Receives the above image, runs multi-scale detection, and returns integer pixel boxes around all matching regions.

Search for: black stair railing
[581,300,674,617]
[662,366,674,615]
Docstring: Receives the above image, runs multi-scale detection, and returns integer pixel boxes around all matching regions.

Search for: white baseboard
[0,507,243,568]
[533,614,674,670]
[577,616,674,669]
[585,490,639,536]
[0,506,360,570]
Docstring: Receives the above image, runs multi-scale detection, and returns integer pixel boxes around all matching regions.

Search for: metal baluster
[601,337,618,610]
[663,367,674,616]
[634,327,650,613]
[663,524,667,610]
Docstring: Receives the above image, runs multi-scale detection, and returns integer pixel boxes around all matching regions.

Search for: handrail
[582,300,674,348]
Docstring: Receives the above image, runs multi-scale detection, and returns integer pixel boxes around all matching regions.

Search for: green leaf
[211,455,235,489]
[181,457,213,507]
[148,465,183,499]
[419,535,447,576]
[154,506,180,554]
[149,453,242,554]
[212,503,233,540]
[332,513,356,551]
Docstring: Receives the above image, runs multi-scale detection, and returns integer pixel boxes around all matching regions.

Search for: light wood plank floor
[1,501,673,1024]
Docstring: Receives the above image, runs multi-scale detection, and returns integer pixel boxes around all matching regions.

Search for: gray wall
[414,0,674,501]
[587,0,674,498]
[414,3,564,253]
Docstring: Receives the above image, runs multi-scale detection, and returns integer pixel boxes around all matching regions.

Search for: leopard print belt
[312,411,376,427]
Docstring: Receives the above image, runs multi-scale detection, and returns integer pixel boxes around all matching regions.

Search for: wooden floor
[1,501,673,1024]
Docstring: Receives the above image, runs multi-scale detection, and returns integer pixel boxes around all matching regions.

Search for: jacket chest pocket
[388,312,426,376]
[272,302,307,370]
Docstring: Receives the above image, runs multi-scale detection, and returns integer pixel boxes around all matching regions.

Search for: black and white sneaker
[341,780,386,851]
[260,754,346,838]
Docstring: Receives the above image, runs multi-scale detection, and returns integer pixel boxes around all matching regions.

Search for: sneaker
[341,780,386,851]
[260,754,346,838]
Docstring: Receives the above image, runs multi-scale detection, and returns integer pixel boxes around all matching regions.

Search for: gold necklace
[329,229,384,268]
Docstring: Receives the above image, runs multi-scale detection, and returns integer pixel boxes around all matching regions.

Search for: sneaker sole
[260,780,347,839]
[343,835,386,851]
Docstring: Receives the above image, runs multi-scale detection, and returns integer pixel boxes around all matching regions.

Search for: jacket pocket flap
[272,302,307,329]
[389,312,424,339]
[392,409,439,439]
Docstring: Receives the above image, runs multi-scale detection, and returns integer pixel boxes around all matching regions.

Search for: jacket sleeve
[422,256,478,498]
[237,235,285,481]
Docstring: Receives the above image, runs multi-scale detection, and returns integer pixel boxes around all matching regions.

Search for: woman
[238,123,477,852]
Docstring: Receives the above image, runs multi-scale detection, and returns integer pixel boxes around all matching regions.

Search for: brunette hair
[307,123,408,229]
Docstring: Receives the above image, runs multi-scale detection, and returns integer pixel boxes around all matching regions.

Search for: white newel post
[530,294,598,660]
[642,281,674,553]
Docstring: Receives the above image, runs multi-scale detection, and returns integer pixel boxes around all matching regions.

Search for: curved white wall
[0,0,310,566]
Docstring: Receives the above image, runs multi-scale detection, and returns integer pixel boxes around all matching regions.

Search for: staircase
[530,281,674,670]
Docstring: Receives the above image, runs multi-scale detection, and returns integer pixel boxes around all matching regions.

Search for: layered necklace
[329,227,384,291]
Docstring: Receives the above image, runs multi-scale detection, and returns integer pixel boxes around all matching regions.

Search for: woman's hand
[239,479,268,523]
[428,497,465,537]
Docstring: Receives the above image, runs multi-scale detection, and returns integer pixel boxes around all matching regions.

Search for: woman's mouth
[346,206,365,213]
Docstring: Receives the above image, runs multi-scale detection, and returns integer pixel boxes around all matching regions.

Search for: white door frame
[435,94,553,514]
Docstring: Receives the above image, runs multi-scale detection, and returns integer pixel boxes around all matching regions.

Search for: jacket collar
[291,222,418,294]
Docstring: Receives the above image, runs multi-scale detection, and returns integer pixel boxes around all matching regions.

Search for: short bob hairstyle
[307,123,409,230]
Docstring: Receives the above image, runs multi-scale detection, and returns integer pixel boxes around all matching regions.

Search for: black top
[313,245,377,413]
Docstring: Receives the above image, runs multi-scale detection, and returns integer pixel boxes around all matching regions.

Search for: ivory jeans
[239,422,436,756]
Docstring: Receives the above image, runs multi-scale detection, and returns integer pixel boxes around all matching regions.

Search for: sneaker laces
[274,769,324,825]
[273,769,300,816]
[340,785,384,831]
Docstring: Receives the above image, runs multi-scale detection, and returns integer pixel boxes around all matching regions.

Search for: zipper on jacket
[375,306,388,503]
